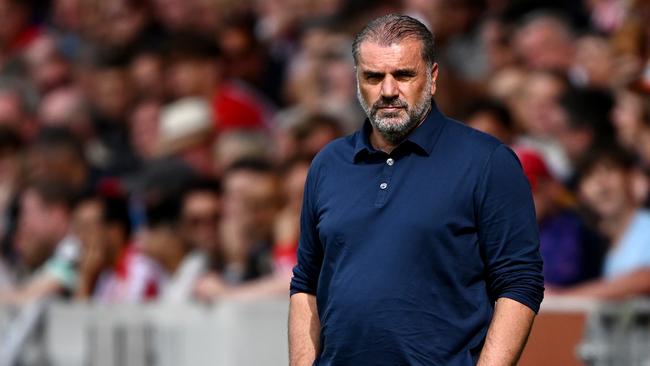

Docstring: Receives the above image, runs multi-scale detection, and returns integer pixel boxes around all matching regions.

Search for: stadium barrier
[1,297,650,365]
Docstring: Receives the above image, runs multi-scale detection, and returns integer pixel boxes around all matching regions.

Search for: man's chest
[314,155,480,260]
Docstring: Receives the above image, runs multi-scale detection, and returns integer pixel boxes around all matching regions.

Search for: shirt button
[386,158,394,166]
[379,182,388,190]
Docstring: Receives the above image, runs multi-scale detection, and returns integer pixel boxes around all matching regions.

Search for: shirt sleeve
[475,144,545,313]
[289,164,324,296]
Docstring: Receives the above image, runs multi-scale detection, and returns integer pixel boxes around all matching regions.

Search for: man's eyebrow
[362,70,384,78]
[393,69,417,77]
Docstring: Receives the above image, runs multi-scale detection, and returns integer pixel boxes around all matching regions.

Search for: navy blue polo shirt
[290,102,544,365]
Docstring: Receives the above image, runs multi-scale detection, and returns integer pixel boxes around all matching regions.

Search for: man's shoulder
[443,117,502,147]
[440,116,503,156]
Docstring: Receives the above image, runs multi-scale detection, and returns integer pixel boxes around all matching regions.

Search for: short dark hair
[558,88,614,131]
[575,145,637,184]
[144,191,182,228]
[225,158,275,176]
[293,114,343,141]
[165,32,222,63]
[27,181,79,211]
[352,14,435,67]
[33,127,85,161]
[462,99,514,132]
[183,177,222,198]
[102,194,132,238]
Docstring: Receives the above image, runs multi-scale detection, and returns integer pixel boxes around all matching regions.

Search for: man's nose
[380,76,398,98]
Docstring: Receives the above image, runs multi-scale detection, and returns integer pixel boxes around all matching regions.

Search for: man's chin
[372,114,408,127]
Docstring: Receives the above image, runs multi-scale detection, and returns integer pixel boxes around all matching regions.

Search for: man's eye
[366,75,382,82]
[395,73,415,81]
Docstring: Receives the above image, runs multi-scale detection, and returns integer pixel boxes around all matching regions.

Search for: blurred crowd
[0,0,649,311]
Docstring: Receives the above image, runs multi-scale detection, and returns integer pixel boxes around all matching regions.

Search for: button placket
[375,155,396,207]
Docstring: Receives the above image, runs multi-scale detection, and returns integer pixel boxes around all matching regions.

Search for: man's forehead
[356,38,424,68]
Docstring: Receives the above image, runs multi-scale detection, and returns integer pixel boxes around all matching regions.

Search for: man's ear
[430,63,439,95]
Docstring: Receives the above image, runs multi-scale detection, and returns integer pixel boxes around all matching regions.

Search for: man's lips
[377,106,404,111]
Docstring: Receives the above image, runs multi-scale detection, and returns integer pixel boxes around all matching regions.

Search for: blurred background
[0,0,648,365]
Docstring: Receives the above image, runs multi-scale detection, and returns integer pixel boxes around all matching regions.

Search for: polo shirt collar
[353,99,446,162]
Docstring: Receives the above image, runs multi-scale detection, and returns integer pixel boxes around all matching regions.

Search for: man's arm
[474,145,545,365]
[551,268,650,300]
[477,297,536,366]
[0,275,62,305]
[194,270,293,301]
[288,160,324,365]
[289,293,320,366]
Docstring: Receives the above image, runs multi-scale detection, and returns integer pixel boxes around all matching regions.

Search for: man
[1,182,78,304]
[140,187,207,304]
[289,14,544,365]
[179,178,222,260]
[73,192,159,303]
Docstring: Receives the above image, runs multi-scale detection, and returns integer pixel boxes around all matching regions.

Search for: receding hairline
[352,14,435,67]
[354,38,429,67]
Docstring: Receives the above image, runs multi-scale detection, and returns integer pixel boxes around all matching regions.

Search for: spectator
[164,33,273,131]
[514,11,575,72]
[1,182,78,304]
[85,57,139,175]
[157,97,215,177]
[212,130,270,178]
[23,35,72,93]
[516,148,605,287]
[0,0,40,73]
[555,87,616,187]
[553,147,650,298]
[74,191,159,303]
[128,45,165,100]
[218,159,280,283]
[463,99,515,145]
[178,178,222,267]
[516,69,572,180]
[195,156,309,301]
[613,83,650,159]
[571,34,617,89]
[217,15,286,106]
[128,99,160,162]
[140,185,206,304]
[26,127,94,196]
[288,113,344,160]
[0,81,37,141]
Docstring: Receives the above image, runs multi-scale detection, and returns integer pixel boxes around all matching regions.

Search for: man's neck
[369,132,397,154]
[369,107,431,154]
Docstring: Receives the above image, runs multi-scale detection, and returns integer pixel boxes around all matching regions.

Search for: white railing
[2,299,290,366]
[2,297,650,366]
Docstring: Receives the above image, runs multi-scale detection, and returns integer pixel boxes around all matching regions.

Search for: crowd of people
[0,0,648,310]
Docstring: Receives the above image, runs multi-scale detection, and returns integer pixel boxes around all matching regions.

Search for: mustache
[371,98,408,114]
[373,98,407,109]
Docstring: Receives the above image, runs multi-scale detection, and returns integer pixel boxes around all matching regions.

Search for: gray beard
[357,75,433,146]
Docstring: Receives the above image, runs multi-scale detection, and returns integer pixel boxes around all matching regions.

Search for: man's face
[579,163,632,220]
[14,190,65,269]
[223,170,279,239]
[356,38,437,145]
[180,191,220,253]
